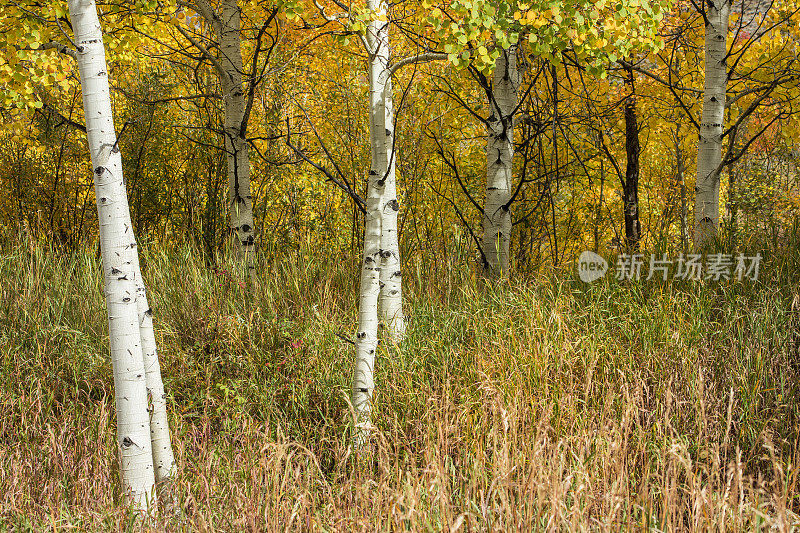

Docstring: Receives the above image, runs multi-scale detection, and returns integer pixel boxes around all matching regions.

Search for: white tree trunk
[68,0,155,509]
[352,0,408,445]
[130,256,175,482]
[482,47,520,275]
[219,0,256,274]
[378,62,405,341]
[351,176,382,446]
[694,0,732,247]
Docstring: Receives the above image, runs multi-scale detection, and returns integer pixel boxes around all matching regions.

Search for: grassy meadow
[1,233,799,531]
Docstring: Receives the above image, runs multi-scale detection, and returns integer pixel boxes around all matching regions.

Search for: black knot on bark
[385,128,392,137]
[121,437,134,448]
[386,199,400,212]
[369,170,377,176]
[94,166,105,175]
[241,224,251,233]
[357,331,366,339]
[393,271,402,278]
[365,257,374,264]
[380,249,391,259]
[122,297,131,302]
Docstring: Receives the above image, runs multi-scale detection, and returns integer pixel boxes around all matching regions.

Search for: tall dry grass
[1,236,799,531]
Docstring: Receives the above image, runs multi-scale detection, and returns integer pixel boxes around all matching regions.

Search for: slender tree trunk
[219,0,256,276]
[623,65,641,251]
[68,0,156,510]
[352,0,400,445]
[694,0,732,247]
[131,256,175,483]
[378,71,405,341]
[482,46,520,276]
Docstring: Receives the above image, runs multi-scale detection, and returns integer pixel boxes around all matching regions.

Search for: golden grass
[1,240,798,531]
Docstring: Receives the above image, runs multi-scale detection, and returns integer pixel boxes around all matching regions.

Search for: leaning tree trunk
[623,65,641,251]
[482,46,520,276]
[219,0,256,276]
[68,0,156,510]
[694,0,732,247]
[130,256,175,482]
[352,0,407,446]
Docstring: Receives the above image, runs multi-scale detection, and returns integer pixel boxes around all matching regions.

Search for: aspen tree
[482,46,520,275]
[694,0,733,247]
[425,0,669,272]
[352,0,400,445]
[67,0,157,509]
[171,0,260,277]
[219,0,257,272]
[131,256,175,483]
[300,0,445,446]
[378,70,405,341]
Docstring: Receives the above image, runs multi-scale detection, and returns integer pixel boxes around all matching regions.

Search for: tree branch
[387,52,447,77]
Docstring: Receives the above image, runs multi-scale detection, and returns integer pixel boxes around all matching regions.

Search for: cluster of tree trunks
[67,0,175,510]
[60,0,780,507]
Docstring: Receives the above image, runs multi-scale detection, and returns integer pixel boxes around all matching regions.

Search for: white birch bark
[352,0,403,445]
[130,257,176,482]
[482,47,520,276]
[377,45,405,342]
[694,0,732,247]
[68,0,155,509]
[219,0,256,275]
[351,176,382,446]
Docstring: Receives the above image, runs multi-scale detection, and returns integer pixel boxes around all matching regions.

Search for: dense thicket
[1,0,796,262]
